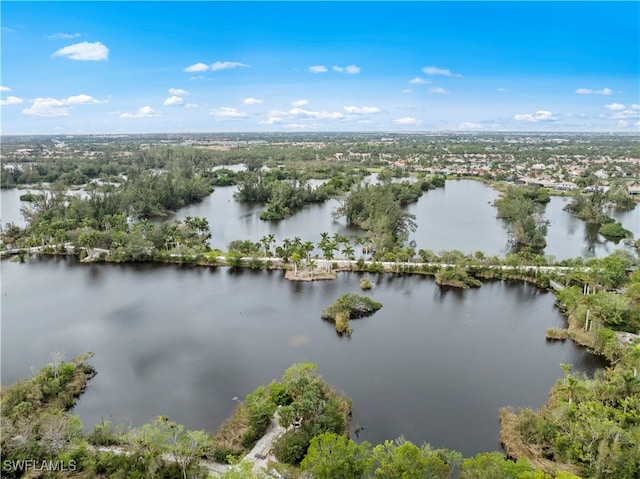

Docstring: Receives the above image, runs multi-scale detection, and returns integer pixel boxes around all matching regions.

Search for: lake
[2,256,605,457]
[2,180,637,260]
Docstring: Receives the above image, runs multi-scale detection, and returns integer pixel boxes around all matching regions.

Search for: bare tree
[50,350,66,378]
[40,414,68,453]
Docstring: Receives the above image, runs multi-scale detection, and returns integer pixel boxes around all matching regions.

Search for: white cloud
[631,104,640,110]
[243,97,264,105]
[184,63,209,73]
[409,77,429,84]
[288,108,344,120]
[393,117,418,125]
[210,61,248,71]
[604,103,626,111]
[284,123,317,130]
[401,89,413,94]
[210,107,247,119]
[23,94,104,116]
[185,103,199,108]
[332,65,360,74]
[575,87,613,95]
[344,105,380,114]
[423,66,461,77]
[168,88,188,96]
[291,99,308,107]
[458,122,483,130]
[258,116,284,125]
[163,96,184,106]
[308,65,328,73]
[497,88,509,92]
[513,110,559,122]
[66,94,103,105]
[185,61,250,74]
[46,32,81,40]
[53,41,109,61]
[120,106,162,118]
[618,120,629,128]
[0,85,12,92]
[119,106,161,119]
[23,99,69,117]
[428,87,450,94]
[604,109,640,120]
[0,96,23,106]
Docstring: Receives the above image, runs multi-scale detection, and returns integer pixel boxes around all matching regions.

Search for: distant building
[626,181,640,196]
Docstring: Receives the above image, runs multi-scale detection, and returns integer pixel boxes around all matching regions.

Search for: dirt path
[245,411,286,474]
[91,411,286,478]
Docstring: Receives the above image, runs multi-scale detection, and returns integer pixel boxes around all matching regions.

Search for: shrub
[546,328,569,341]
[366,262,385,273]
[211,447,242,464]
[268,381,292,406]
[335,311,352,335]
[272,429,313,465]
[599,221,632,239]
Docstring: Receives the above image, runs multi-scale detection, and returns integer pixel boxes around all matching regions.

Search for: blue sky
[1,1,638,134]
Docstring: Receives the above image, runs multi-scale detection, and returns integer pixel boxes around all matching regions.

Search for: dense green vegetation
[332,181,428,252]
[501,257,640,479]
[435,265,482,288]
[564,186,636,237]
[494,186,550,249]
[2,158,214,262]
[1,353,217,479]
[321,293,383,335]
[598,221,633,240]
[230,166,369,220]
[210,363,351,466]
[564,188,612,226]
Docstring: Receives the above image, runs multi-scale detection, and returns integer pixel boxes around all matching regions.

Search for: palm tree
[560,364,581,404]
[362,236,373,257]
[260,235,270,256]
[290,251,302,277]
[280,238,293,262]
[267,233,276,255]
[342,245,355,261]
[322,245,335,272]
[303,240,314,260]
[307,257,317,272]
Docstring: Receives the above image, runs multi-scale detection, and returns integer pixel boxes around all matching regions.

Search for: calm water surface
[2,181,637,260]
[166,180,638,260]
[1,179,628,455]
[2,257,605,456]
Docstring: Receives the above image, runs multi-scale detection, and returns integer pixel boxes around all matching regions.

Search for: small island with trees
[321,293,383,335]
